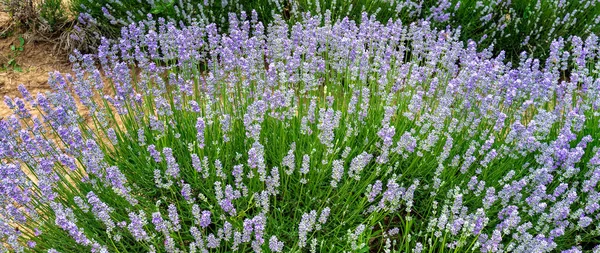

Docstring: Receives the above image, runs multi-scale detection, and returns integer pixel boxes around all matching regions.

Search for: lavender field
[2,1,600,252]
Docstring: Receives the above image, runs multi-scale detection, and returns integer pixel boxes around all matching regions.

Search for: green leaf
[19,37,24,46]
[357,246,370,253]
[523,6,531,19]
[150,0,175,14]
[10,45,15,51]
[150,7,162,14]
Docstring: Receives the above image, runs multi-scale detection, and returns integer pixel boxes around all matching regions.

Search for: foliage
[39,0,66,28]
[1,36,24,72]
[1,0,38,28]
[1,0,73,53]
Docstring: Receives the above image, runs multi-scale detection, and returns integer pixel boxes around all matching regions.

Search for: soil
[0,11,72,119]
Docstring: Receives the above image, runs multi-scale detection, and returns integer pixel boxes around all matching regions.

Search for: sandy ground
[0,11,71,119]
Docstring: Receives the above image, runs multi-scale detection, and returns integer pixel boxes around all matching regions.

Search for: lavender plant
[426,0,600,62]
[2,11,600,252]
[70,0,287,36]
[71,0,600,65]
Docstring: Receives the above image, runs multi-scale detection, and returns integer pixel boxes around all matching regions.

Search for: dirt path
[0,11,71,119]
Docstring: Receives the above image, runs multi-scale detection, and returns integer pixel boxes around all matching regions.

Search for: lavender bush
[432,0,600,62]
[2,11,600,252]
[70,0,287,36]
[70,0,600,64]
